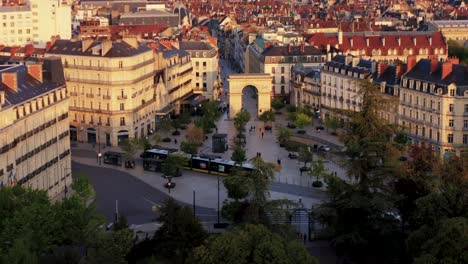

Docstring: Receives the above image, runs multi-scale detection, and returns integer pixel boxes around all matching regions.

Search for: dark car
[300,166,310,172]
[288,152,299,159]
[316,126,325,131]
[287,123,297,129]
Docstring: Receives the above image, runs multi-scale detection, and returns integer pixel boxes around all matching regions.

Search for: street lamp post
[97,124,101,165]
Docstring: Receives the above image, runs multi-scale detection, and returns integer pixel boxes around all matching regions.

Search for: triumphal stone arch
[228,74,273,119]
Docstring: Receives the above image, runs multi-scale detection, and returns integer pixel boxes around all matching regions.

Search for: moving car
[318,145,331,152]
[288,152,299,159]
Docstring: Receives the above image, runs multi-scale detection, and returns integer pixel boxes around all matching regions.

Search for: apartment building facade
[0,60,71,198]
[151,41,193,117]
[399,57,468,157]
[45,38,157,146]
[0,0,71,48]
[179,41,219,99]
[246,41,326,99]
[291,66,321,109]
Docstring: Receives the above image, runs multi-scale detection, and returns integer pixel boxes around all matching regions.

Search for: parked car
[316,126,325,131]
[318,145,331,152]
[288,152,299,159]
[287,123,297,129]
[300,166,310,172]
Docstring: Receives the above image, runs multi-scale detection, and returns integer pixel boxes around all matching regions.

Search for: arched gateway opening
[228,74,272,119]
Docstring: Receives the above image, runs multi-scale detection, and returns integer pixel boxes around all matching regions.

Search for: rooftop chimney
[406,55,417,72]
[338,29,343,45]
[365,37,369,47]
[430,58,438,73]
[101,39,113,56]
[382,37,385,47]
[441,61,453,79]
[397,37,401,46]
[123,37,139,49]
[378,61,388,77]
[288,44,292,53]
[428,36,432,45]
[412,37,416,46]
[447,57,460,65]
[300,43,305,53]
[0,91,5,110]
[82,39,94,52]
[27,63,43,82]
[2,72,18,92]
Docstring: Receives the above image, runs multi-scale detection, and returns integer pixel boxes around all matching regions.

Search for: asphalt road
[72,162,219,225]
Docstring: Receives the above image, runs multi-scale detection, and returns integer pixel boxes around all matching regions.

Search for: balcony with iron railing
[102,95,111,100]
[64,59,154,72]
[65,72,155,86]
[117,95,128,100]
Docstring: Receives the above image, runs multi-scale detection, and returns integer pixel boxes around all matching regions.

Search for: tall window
[120,117,125,126]
[449,119,454,127]
[464,134,468,144]
[120,103,124,111]
[449,104,454,113]
[448,134,453,143]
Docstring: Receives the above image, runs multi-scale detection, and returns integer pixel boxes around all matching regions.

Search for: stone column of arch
[228,74,273,119]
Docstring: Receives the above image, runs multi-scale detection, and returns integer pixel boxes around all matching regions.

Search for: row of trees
[0,174,134,264]
[316,80,468,263]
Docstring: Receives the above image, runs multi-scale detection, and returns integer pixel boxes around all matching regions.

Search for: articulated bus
[141,149,254,176]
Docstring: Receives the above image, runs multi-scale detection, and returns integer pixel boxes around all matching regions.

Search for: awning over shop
[156,104,176,116]
[190,95,206,107]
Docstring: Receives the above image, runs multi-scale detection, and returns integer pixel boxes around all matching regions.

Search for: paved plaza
[70,59,350,226]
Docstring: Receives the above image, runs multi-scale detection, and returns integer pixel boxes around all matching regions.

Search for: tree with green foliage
[222,156,278,224]
[161,154,189,178]
[156,118,173,139]
[286,111,297,123]
[180,141,199,155]
[447,40,468,64]
[405,156,468,263]
[294,112,312,130]
[259,110,276,129]
[231,143,247,165]
[178,112,192,125]
[70,173,95,203]
[154,198,207,264]
[194,116,216,134]
[171,118,183,133]
[233,110,251,133]
[271,98,285,112]
[393,145,439,230]
[120,138,144,160]
[298,146,313,167]
[316,79,403,262]
[276,126,292,145]
[192,224,318,264]
[87,227,134,264]
[324,115,340,133]
[308,157,329,187]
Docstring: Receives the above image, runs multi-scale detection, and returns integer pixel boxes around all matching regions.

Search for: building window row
[15,136,60,166]
[0,114,66,155]
[16,150,69,186]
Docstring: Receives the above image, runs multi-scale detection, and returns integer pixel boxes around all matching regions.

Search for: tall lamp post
[97,124,102,165]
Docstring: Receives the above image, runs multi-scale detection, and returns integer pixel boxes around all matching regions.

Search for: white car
[318,145,331,152]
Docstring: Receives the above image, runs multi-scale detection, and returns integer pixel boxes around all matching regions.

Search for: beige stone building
[399,57,468,157]
[151,41,194,117]
[428,20,468,42]
[291,66,321,109]
[0,59,71,198]
[45,38,157,146]
[246,40,326,99]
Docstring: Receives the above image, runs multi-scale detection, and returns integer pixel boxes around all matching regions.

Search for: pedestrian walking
[261,132,264,138]
[304,234,307,244]
[174,138,177,144]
